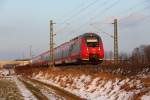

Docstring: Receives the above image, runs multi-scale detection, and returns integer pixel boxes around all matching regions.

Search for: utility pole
[22,52,25,66]
[112,19,119,64]
[49,20,55,67]
[29,45,32,59]
[29,45,32,65]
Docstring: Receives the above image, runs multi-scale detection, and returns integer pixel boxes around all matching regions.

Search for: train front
[81,33,104,64]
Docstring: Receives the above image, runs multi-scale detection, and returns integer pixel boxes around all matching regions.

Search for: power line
[57,0,89,21]
[90,0,121,20]
[119,0,149,21]
[90,24,114,38]
[120,4,150,21]
[61,0,99,24]
[73,0,148,34]
[118,0,148,16]
[56,0,100,33]
[76,0,148,32]
[56,0,149,41]
[73,0,121,33]
[91,0,150,32]
[66,0,109,24]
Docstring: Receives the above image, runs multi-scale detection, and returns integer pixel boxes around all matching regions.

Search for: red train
[32,33,104,66]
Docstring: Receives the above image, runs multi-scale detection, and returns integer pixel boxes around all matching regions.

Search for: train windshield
[86,37,99,47]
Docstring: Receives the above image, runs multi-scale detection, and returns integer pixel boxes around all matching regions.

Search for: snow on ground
[0,69,38,100]
[13,76,38,100]
[0,69,9,76]
[141,91,150,100]
[32,71,150,100]
[137,68,150,78]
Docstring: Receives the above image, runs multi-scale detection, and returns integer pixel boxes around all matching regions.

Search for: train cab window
[86,37,99,47]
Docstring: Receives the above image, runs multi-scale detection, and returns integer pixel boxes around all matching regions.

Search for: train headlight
[98,48,100,51]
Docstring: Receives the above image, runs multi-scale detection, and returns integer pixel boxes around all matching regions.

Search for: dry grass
[15,64,150,100]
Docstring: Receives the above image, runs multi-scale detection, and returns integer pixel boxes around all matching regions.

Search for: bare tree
[119,52,129,63]
[131,45,150,64]
[144,45,150,63]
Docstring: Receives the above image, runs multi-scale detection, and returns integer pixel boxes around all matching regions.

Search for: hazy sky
[0,0,150,60]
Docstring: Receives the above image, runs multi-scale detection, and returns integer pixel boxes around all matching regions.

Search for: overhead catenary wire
[60,0,99,24]
[57,0,90,21]
[89,0,121,21]
[57,0,109,32]
[90,0,150,32]
[56,0,150,42]
[64,0,109,24]
[119,4,150,27]
[56,0,101,33]
[83,0,147,38]
[94,0,150,32]
[57,0,116,40]
[56,0,122,35]
[119,0,150,21]
[72,0,121,34]
[73,0,148,31]
[57,0,120,35]
[118,0,148,16]
[90,24,114,38]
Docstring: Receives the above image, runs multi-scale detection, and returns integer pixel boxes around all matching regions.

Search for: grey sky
[0,0,150,60]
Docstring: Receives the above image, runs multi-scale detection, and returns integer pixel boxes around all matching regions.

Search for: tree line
[105,45,150,64]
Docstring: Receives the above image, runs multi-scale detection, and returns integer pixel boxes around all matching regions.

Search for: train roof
[82,32,100,37]
[70,33,100,40]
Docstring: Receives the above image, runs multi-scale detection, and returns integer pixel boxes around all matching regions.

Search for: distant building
[0,59,30,68]
[15,59,30,66]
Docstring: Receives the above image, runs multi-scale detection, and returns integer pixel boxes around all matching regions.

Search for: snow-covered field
[0,69,37,100]
[32,70,150,100]
[1,68,83,100]
[0,69,9,76]
[13,76,38,100]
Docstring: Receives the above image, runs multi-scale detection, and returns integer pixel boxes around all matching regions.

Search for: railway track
[19,76,85,100]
